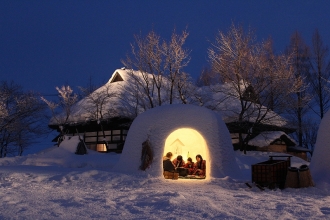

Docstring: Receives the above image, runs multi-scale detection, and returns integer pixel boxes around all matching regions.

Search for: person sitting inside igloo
[163,152,176,172]
[173,155,188,176]
[172,155,186,168]
[184,157,195,175]
[193,154,206,177]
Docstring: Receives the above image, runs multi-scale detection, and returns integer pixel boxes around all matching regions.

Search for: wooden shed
[248,131,310,161]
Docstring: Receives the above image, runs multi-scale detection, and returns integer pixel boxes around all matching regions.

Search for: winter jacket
[193,160,206,176]
[172,158,186,168]
[163,156,175,172]
[184,162,195,175]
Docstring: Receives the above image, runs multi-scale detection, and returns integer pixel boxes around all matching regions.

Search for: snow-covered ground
[1,145,329,219]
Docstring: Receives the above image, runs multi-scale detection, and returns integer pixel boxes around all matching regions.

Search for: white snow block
[310,110,330,184]
[113,104,242,180]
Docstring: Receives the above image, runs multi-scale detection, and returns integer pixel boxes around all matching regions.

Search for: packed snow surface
[0,145,330,219]
[310,109,330,184]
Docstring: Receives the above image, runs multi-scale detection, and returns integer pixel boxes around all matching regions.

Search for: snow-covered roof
[49,69,133,125]
[205,83,291,128]
[49,68,292,131]
[248,131,296,147]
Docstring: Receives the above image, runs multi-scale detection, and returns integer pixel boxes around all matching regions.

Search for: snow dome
[113,104,242,180]
[310,110,330,184]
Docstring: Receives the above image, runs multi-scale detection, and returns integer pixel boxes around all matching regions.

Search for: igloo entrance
[163,128,210,179]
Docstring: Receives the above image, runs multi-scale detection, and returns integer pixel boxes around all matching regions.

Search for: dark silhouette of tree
[0,81,46,157]
[286,31,311,147]
[309,29,330,119]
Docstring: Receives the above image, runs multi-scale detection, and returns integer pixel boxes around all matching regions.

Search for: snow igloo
[310,110,330,184]
[113,104,241,180]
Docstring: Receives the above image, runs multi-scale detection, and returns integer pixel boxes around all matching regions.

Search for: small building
[287,146,311,161]
[248,131,310,161]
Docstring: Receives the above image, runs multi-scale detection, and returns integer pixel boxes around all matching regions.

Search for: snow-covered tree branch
[121,29,192,111]
[208,23,303,154]
[41,85,78,143]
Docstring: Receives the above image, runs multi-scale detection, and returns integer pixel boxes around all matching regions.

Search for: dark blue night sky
[1,1,330,95]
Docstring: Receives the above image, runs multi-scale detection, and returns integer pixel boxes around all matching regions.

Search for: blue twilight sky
[1,1,330,95]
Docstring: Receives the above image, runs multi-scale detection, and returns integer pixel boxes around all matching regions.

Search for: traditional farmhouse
[49,69,135,152]
[49,68,299,155]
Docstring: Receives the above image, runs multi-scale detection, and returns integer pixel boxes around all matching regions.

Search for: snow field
[0,149,329,219]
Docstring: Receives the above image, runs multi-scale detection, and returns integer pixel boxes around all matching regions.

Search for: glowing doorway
[164,128,208,164]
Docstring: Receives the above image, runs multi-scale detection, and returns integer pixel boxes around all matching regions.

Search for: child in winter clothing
[172,155,186,168]
[184,157,195,175]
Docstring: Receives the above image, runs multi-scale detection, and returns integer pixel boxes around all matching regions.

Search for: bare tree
[75,83,119,148]
[41,85,78,144]
[176,71,195,104]
[286,31,311,147]
[78,75,100,99]
[0,81,46,157]
[308,29,330,119]
[163,29,191,104]
[121,29,191,111]
[195,67,220,87]
[79,83,118,122]
[208,23,302,153]
[290,116,317,158]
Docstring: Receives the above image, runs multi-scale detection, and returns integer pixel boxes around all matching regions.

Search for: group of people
[163,152,206,177]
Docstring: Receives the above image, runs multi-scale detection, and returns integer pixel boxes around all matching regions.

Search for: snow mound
[113,104,242,179]
[310,110,330,185]
[59,135,81,153]
[3,136,122,169]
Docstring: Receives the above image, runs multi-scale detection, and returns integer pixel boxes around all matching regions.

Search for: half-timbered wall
[83,129,128,152]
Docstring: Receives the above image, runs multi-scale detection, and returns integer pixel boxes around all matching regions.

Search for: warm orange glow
[96,144,107,152]
[164,128,208,163]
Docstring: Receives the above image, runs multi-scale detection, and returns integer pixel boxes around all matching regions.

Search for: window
[110,72,124,83]
[84,129,128,152]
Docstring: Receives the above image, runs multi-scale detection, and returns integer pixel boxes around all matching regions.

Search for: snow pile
[113,104,242,179]
[0,139,121,169]
[58,135,81,153]
[310,110,330,185]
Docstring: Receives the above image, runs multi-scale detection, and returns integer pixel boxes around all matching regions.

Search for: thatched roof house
[49,68,295,153]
